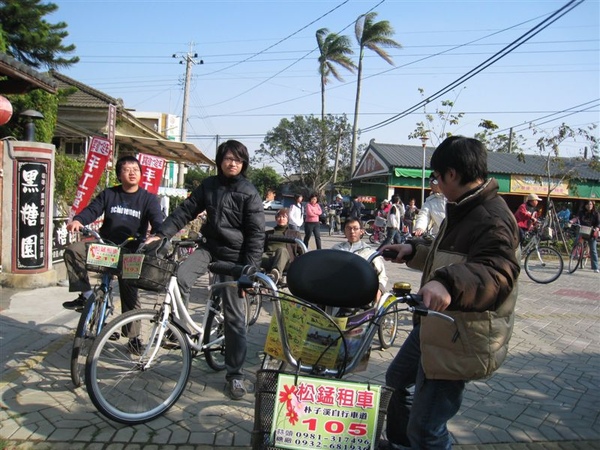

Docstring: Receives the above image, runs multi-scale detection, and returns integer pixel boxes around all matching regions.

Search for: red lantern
[0,96,13,125]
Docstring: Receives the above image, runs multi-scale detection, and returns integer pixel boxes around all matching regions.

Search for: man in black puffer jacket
[147,140,265,400]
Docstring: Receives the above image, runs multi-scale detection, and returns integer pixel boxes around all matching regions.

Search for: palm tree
[316,28,356,120]
[350,12,402,174]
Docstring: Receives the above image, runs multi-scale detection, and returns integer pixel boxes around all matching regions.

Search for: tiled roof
[0,52,57,94]
[367,141,600,181]
[49,70,123,109]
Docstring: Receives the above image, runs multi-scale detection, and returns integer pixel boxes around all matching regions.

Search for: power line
[360,0,586,134]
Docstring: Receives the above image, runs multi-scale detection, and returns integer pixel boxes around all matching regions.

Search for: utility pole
[173,44,203,188]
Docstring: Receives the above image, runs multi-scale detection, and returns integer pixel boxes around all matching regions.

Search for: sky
[50,0,599,162]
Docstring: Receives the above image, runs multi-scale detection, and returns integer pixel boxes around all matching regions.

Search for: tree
[408,88,465,147]
[350,12,401,175]
[247,166,282,198]
[255,114,353,195]
[0,0,79,69]
[184,166,214,191]
[316,28,356,121]
[475,120,525,153]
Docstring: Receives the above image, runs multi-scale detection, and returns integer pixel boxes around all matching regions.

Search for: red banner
[138,153,166,194]
[69,137,111,218]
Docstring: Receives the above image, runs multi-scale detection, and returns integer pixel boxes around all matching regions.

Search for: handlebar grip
[266,235,300,244]
[208,262,257,279]
[381,249,399,259]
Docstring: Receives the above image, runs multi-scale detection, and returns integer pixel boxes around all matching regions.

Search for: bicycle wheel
[85,309,191,425]
[70,291,102,387]
[369,232,379,245]
[378,303,398,349]
[246,289,262,326]
[568,242,583,274]
[363,219,375,236]
[204,296,226,371]
[524,245,563,284]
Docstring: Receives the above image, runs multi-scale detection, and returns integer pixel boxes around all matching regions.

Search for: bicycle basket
[251,369,393,450]
[541,226,554,240]
[85,242,121,274]
[121,254,176,292]
[579,225,592,239]
[374,216,387,228]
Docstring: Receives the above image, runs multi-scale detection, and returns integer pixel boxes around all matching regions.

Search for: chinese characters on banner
[271,374,382,450]
[106,104,117,165]
[17,161,48,269]
[69,136,112,219]
[137,153,166,194]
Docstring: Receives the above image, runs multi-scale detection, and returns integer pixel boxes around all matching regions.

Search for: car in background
[263,200,285,211]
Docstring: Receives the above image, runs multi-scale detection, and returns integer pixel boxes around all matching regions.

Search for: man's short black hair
[215,140,249,176]
[430,136,488,185]
[115,155,142,182]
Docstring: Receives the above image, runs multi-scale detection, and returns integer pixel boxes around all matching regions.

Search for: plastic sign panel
[121,254,145,279]
[271,374,382,450]
[86,243,120,269]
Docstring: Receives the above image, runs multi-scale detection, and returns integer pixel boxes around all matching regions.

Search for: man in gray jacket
[380,136,520,449]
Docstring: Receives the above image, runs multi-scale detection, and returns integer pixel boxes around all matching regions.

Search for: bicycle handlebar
[265,236,308,254]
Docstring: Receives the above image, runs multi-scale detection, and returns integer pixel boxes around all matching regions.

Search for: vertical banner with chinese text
[106,104,117,167]
[69,136,111,218]
[138,153,166,194]
[16,160,48,269]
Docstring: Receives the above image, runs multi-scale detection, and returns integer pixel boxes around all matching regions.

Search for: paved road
[1,230,599,449]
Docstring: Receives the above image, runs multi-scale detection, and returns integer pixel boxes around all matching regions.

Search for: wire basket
[85,242,121,274]
[579,225,592,239]
[122,254,177,292]
[251,369,393,450]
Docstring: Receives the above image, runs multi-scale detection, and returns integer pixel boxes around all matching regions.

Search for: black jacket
[159,174,265,267]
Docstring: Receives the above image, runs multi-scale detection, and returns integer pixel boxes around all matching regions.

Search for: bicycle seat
[286,249,379,308]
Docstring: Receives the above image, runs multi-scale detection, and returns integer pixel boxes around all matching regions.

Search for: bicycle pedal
[109,332,121,341]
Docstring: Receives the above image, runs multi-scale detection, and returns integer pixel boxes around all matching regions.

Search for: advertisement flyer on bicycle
[85,243,120,269]
[270,373,382,450]
[264,300,372,371]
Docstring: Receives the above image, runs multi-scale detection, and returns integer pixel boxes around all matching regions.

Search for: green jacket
[408,178,520,380]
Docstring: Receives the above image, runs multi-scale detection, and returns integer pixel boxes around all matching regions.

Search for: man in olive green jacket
[380,136,520,449]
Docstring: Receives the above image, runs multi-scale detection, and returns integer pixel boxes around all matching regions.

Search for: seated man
[331,217,388,302]
[262,208,302,283]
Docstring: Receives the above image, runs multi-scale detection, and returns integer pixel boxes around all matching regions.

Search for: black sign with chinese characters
[16,160,48,269]
[52,217,75,263]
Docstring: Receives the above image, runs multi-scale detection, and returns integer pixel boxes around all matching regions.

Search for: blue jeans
[383,227,401,246]
[588,237,598,270]
[385,325,465,449]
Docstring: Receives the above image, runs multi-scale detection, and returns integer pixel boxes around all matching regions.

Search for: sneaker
[63,294,87,311]
[269,268,280,284]
[109,332,120,341]
[127,337,145,356]
[224,378,247,400]
[594,269,599,273]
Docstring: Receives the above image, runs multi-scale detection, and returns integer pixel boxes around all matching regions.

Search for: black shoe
[127,337,145,356]
[63,294,87,311]
[224,379,247,400]
[160,330,180,349]
[109,332,120,341]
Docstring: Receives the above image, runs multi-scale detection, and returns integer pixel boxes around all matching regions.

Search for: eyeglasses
[276,215,288,219]
[223,156,243,165]
[430,171,440,185]
[122,168,141,174]
[346,227,362,232]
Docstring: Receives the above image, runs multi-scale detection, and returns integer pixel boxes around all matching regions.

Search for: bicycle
[252,248,454,449]
[568,223,592,274]
[83,244,273,425]
[70,227,136,388]
[520,221,564,284]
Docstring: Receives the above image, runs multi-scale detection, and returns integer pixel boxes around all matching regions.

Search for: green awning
[394,167,432,179]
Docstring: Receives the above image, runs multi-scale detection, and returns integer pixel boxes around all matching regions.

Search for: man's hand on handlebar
[418,280,451,312]
[413,228,425,237]
[145,235,162,245]
[66,220,84,233]
[379,244,412,264]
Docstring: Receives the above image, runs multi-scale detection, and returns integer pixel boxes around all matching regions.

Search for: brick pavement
[1,232,599,449]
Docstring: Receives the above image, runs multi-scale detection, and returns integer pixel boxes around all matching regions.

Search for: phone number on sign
[274,429,373,450]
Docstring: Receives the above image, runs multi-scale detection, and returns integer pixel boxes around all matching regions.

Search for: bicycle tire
[378,303,398,349]
[369,233,379,245]
[363,219,375,236]
[568,242,583,274]
[203,296,226,371]
[524,245,563,284]
[70,292,102,387]
[85,309,191,425]
[246,289,262,326]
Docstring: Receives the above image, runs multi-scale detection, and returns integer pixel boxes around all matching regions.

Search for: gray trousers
[177,247,247,380]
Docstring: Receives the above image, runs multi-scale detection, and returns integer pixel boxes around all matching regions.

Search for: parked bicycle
[70,227,136,388]
[84,242,270,424]
[520,220,564,284]
[568,223,592,274]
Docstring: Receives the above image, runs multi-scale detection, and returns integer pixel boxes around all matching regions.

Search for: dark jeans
[64,240,140,337]
[303,222,322,249]
[385,325,465,449]
[382,227,401,246]
[176,247,247,380]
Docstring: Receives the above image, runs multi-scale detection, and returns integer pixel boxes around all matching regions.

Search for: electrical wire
[360,0,586,134]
